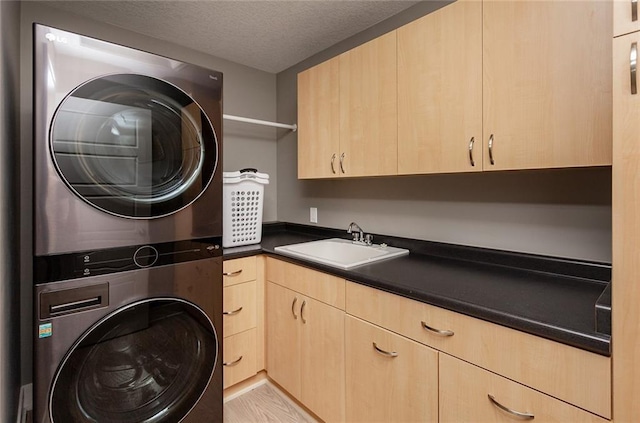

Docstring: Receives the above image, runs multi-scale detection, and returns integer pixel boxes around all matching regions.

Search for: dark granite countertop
[224,222,612,356]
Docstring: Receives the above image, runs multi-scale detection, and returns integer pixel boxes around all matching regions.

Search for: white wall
[276,2,612,263]
[20,1,278,383]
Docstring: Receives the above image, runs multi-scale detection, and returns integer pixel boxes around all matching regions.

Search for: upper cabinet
[482,0,612,171]
[298,32,397,179]
[614,0,640,37]
[297,57,340,179]
[398,0,483,175]
[297,0,612,178]
[340,31,397,177]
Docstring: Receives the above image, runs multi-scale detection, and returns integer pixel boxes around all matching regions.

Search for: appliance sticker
[38,323,52,339]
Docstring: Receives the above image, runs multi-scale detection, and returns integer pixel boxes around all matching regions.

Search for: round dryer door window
[49,299,218,423]
[50,74,218,219]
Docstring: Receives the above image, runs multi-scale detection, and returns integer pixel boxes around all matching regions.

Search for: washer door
[50,299,218,423]
[50,74,218,219]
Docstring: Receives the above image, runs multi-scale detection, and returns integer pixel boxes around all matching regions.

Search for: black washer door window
[50,299,217,423]
[50,74,217,218]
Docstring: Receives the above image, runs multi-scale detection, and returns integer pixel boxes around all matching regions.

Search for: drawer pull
[292,297,298,319]
[301,300,307,324]
[372,342,398,358]
[468,137,475,167]
[223,306,243,316]
[223,269,243,277]
[488,134,495,165]
[421,321,454,337]
[487,394,535,420]
[632,42,638,95]
[223,355,244,367]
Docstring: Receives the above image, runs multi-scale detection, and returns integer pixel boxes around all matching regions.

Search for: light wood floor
[224,383,317,423]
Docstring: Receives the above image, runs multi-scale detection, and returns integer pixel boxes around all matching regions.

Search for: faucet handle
[364,234,373,245]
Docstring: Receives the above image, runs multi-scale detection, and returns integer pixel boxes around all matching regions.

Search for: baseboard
[223,372,268,403]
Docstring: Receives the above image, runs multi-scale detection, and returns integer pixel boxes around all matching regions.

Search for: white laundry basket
[223,169,269,248]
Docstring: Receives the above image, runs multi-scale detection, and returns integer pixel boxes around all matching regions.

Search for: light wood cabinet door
[297,57,340,179]
[299,296,345,423]
[266,280,346,422]
[440,354,608,423]
[398,0,482,174]
[339,31,397,177]
[613,31,640,423]
[266,281,301,398]
[345,316,438,423]
[614,0,640,37]
[482,0,612,171]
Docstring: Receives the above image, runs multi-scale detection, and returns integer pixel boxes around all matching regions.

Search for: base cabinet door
[439,354,609,423]
[345,316,438,423]
[300,296,345,423]
[266,281,345,422]
[266,282,301,398]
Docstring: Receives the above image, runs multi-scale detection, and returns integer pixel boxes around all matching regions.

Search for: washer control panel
[35,237,222,283]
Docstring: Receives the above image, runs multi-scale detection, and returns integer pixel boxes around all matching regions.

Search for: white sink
[274,238,409,270]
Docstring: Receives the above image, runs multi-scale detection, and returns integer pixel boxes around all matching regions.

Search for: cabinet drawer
[345,316,438,423]
[614,0,640,37]
[266,258,345,309]
[440,354,608,423]
[223,256,257,286]
[346,281,611,419]
[223,328,257,389]
[223,281,256,336]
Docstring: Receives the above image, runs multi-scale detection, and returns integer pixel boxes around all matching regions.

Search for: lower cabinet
[257,258,610,423]
[439,354,608,423]
[345,315,438,423]
[266,281,346,422]
[223,257,261,390]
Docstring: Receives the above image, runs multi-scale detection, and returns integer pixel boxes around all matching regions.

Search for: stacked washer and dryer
[32,24,224,423]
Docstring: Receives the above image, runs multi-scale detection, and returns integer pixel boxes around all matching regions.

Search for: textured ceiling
[42,0,422,73]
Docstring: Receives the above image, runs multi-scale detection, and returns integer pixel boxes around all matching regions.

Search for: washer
[33,23,223,256]
[34,240,223,423]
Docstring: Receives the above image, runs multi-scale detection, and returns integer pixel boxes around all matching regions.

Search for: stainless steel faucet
[347,222,372,245]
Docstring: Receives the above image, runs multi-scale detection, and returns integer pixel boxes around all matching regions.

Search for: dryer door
[50,74,218,219]
[49,298,218,423]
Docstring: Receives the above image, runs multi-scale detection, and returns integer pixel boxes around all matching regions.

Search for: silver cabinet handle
[301,300,307,324]
[421,321,454,337]
[339,153,346,174]
[331,153,336,174]
[488,134,495,165]
[291,297,298,319]
[223,355,244,367]
[633,0,638,22]
[372,342,398,357]
[487,394,535,420]
[223,269,243,277]
[632,42,638,95]
[223,306,243,316]
[468,137,475,167]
